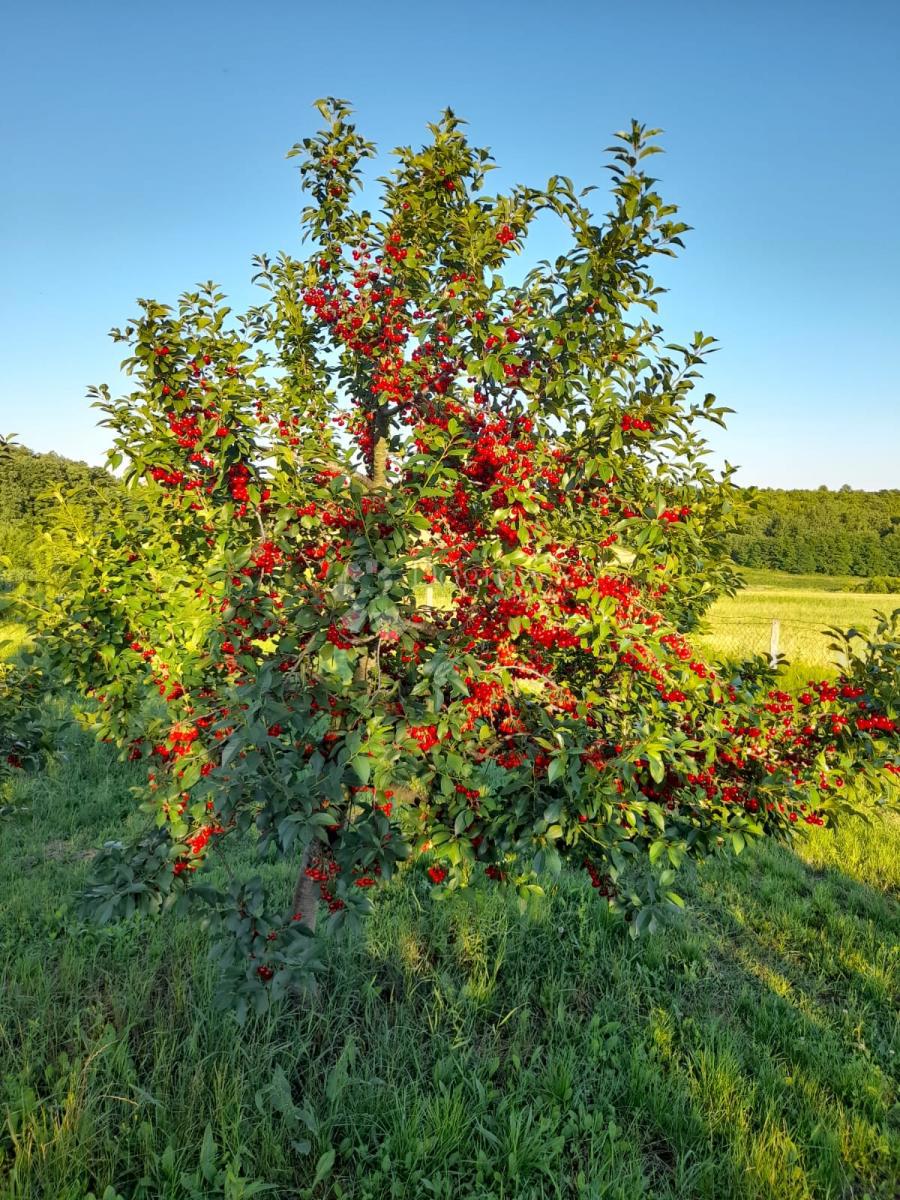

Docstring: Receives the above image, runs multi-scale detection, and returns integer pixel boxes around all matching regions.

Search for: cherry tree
[34,102,897,1015]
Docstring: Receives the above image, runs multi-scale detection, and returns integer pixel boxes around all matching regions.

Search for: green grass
[734,569,866,593]
[698,576,899,673]
[1,717,898,1200]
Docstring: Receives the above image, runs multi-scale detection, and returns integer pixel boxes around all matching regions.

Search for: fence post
[424,585,434,608]
[769,619,780,667]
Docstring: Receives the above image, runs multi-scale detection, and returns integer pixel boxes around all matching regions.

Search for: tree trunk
[372,432,388,488]
[371,406,389,487]
[291,406,386,949]
[291,843,319,934]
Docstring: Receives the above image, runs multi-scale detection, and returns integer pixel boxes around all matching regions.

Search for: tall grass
[698,585,898,672]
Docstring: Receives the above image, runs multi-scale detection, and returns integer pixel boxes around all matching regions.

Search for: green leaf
[311,1148,336,1188]
[199,1124,217,1182]
[547,754,567,784]
[352,756,371,785]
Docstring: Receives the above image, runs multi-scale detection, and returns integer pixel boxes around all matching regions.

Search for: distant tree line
[728,488,900,576]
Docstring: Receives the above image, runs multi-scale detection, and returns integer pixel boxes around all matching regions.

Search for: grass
[1,717,898,1199]
[1,567,898,1199]
[735,569,866,593]
[698,578,898,673]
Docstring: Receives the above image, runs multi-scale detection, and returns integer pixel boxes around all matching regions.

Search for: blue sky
[1,0,897,487]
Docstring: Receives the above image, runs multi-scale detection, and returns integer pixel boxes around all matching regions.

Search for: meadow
[0,572,898,1200]
[697,569,899,677]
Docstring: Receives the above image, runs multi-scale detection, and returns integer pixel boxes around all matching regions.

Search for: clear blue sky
[1,0,898,488]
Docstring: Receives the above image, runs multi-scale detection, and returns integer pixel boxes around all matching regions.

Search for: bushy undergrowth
[852,577,900,595]
[1,715,897,1200]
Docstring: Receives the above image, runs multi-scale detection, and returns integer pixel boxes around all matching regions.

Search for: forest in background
[1,444,899,584]
[727,486,900,577]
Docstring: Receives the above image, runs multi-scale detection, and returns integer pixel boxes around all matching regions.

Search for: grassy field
[698,574,899,675]
[735,569,867,593]
[1,570,898,1199]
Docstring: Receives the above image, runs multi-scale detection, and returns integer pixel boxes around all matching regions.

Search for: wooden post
[424,585,434,608]
[291,844,319,933]
[769,619,780,667]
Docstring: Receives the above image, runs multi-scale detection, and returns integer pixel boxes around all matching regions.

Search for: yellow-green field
[697,582,898,672]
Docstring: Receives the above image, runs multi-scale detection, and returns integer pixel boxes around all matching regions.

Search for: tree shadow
[336,834,899,1199]
[603,837,899,1198]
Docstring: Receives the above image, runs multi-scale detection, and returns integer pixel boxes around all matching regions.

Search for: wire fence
[697,616,851,670]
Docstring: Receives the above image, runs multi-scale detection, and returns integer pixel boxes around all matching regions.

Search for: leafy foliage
[29,102,899,1012]
[728,488,900,577]
[0,441,118,592]
[851,575,900,594]
[0,654,54,778]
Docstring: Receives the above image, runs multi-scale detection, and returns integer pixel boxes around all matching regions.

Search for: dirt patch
[43,839,97,863]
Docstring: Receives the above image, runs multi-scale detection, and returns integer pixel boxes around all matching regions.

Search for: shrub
[852,576,900,594]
